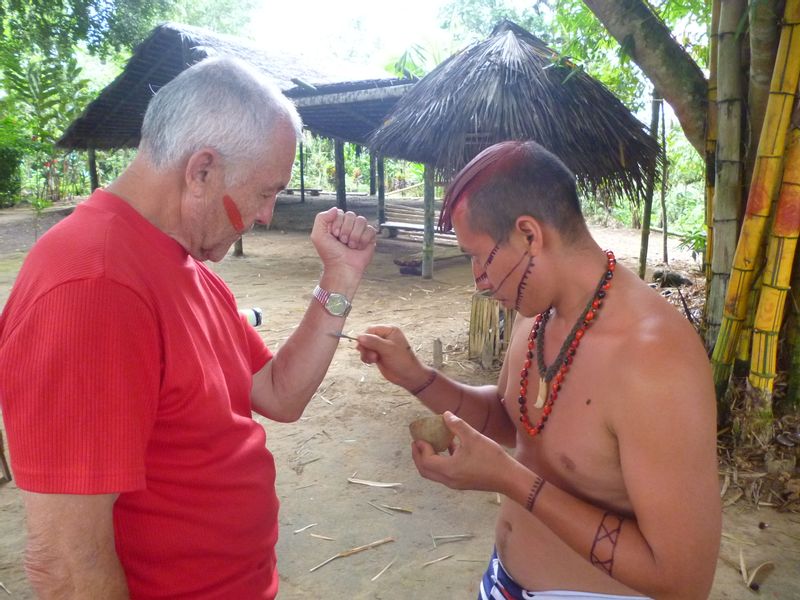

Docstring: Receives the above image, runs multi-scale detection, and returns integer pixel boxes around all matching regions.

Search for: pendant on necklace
[535,377,547,409]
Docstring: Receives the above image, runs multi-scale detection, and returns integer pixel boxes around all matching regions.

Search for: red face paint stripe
[223,194,245,234]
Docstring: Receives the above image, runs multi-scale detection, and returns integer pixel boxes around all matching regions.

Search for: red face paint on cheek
[222,194,245,234]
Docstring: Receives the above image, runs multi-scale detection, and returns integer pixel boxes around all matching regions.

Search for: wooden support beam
[335,140,347,211]
[422,165,435,279]
[377,156,385,224]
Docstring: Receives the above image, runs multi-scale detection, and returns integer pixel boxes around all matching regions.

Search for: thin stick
[432,533,473,544]
[329,332,359,341]
[0,581,9,595]
[422,554,453,567]
[293,523,318,534]
[371,558,396,582]
[309,536,395,572]
[368,501,394,516]
[310,533,335,541]
[380,503,413,514]
[347,477,402,488]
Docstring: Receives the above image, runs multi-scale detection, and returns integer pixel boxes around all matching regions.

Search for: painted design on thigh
[590,511,625,577]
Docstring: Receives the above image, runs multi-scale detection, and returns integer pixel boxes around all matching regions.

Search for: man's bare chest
[501,333,631,511]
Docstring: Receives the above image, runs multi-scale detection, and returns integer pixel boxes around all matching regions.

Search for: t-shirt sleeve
[239,312,272,373]
[0,278,161,494]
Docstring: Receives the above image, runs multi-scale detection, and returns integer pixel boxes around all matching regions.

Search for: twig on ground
[371,558,396,581]
[309,537,395,572]
[422,554,453,567]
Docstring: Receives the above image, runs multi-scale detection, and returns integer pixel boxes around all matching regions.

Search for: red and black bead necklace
[518,249,616,437]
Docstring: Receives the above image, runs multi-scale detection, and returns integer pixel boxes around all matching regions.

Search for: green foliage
[0,146,23,207]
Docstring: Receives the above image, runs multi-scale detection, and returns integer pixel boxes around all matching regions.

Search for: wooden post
[377,156,385,225]
[233,238,244,257]
[299,139,306,203]
[422,165,435,279]
[369,153,377,196]
[88,147,99,191]
[335,139,347,211]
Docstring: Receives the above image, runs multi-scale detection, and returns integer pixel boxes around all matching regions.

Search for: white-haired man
[0,56,376,599]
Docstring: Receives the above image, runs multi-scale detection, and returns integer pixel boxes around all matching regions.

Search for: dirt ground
[1,194,799,599]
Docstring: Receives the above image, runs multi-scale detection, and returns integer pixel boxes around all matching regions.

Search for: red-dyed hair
[438,140,586,243]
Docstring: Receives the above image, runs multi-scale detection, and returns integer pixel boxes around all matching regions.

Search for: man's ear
[515,215,544,253]
[185,149,220,196]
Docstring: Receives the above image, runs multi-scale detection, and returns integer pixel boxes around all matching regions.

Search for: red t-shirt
[0,190,280,599]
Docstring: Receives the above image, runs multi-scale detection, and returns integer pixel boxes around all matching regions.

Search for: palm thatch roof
[370,21,660,201]
[58,22,414,149]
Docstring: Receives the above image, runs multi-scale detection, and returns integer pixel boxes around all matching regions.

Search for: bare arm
[250,208,376,421]
[22,492,129,599]
[356,324,517,447]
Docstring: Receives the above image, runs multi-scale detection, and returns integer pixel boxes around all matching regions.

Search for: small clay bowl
[409,414,454,453]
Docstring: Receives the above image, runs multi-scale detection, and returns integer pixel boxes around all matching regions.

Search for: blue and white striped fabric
[478,548,650,600]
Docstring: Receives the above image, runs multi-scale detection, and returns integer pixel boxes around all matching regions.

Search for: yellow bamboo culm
[749,129,800,393]
[710,0,800,389]
[705,0,720,285]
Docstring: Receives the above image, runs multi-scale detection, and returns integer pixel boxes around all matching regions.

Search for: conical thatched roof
[370,21,660,201]
[58,22,413,149]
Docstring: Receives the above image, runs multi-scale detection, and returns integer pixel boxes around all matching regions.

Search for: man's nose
[254,198,276,225]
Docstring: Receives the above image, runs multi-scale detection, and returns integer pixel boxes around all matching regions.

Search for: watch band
[312,284,331,307]
[313,284,352,317]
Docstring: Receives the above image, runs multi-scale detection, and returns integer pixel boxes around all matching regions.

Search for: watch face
[327,294,350,315]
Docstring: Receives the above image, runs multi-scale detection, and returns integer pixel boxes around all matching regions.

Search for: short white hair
[140,56,302,184]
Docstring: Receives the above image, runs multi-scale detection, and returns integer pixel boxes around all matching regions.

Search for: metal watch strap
[313,284,351,317]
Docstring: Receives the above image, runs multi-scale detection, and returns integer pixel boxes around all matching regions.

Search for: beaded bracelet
[525,476,545,512]
[410,370,437,396]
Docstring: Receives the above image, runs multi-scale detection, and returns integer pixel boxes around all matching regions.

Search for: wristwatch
[313,284,352,318]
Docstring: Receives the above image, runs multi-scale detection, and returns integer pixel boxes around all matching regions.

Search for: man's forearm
[413,369,516,447]
[251,275,360,421]
[26,538,129,599]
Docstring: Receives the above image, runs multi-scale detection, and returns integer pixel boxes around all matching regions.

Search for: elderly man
[0,57,376,598]
[357,141,720,600]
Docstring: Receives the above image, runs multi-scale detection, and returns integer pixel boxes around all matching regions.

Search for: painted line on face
[223,194,245,234]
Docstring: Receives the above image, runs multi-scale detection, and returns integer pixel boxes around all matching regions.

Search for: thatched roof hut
[370,21,660,201]
[58,22,415,149]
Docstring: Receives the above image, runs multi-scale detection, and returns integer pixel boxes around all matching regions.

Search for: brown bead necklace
[518,250,616,437]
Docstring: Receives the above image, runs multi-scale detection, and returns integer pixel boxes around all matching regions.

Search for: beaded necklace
[517,249,616,437]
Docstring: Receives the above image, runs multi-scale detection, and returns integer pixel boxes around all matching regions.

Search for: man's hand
[411,411,514,493]
[310,207,376,281]
[356,325,431,392]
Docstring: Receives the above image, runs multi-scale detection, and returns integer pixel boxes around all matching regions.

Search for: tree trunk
[582,0,708,154]
[660,104,669,264]
[639,93,661,279]
[706,0,747,351]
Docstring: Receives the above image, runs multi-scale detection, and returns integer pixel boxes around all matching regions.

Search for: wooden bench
[380,202,458,245]
[284,187,321,196]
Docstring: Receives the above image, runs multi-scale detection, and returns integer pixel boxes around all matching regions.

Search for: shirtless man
[356,141,721,599]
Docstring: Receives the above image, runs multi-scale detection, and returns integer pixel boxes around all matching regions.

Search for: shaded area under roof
[370,21,660,201]
[57,22,415,149]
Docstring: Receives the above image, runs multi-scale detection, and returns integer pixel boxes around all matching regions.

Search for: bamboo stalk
[749,129,800,397]
[705,0,747,350]
[705,0,721,286]
[710,1,800,388]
